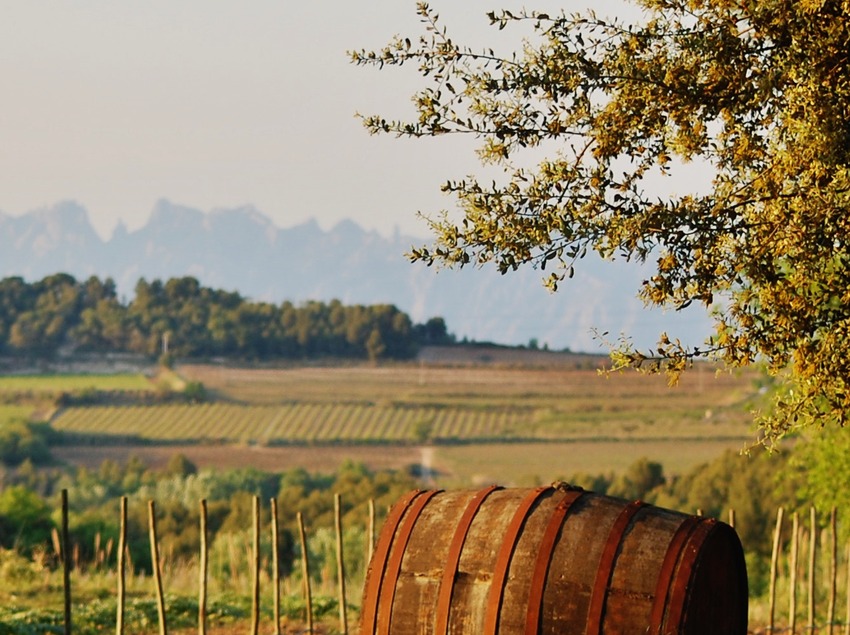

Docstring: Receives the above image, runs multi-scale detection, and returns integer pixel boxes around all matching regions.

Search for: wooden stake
[768,506,784,633]
[828,507,837,635]
[844,541,850,635]
[271,498,282,635]
[790,511,799,635]
[367,498,375,575]
[728,508,736,528]
[149,500,168,635]
[116,496,127,635]
[94,532,102,570]
[251,496,261,635]
[62,489,72,635]
[297,511,313,634]
[335,493,348,634]
[199,499,208,635]
[809,506,817,633]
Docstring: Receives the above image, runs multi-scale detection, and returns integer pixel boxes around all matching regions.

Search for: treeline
[0,274,454,361]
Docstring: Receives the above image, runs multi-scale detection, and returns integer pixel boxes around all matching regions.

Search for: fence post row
[763,504,850,633]
[52,493,850,633]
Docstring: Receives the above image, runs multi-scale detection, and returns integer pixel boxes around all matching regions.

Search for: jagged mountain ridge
[0,200,712,352]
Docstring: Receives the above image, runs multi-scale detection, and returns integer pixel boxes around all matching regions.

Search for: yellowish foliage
[352,1,850,443]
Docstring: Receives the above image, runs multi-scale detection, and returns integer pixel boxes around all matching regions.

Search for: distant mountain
[0,200,713,352]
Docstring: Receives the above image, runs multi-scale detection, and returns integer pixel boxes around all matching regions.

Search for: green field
[0,373,153,393]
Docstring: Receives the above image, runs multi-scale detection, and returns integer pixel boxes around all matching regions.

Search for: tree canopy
[0,274,454,362]
[352,0,850,443]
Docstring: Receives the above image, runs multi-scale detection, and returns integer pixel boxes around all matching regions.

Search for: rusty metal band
[662,518,718,633]
[648,515,703,634]
[359,489,425,635]
[435,485,503,635]
[376,489,442,634]
[585,500,648,635]
[524,489,588,634]
[482,486,553,635]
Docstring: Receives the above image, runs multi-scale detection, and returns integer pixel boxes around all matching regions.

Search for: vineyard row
[51,403,535,444]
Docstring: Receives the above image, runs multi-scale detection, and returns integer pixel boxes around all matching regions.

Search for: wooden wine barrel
[360,486,747,634]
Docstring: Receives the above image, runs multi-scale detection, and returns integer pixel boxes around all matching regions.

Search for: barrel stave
[451,488,534,632]
[603,506,686,631]
[498,490,564,633]
[541,494,626,633]
[391,492,457,633]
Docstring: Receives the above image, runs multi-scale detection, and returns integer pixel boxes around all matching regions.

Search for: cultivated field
[48,359,764,484]
[0,372,153,393]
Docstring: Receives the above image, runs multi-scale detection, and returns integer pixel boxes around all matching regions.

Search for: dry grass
[179,361,754,409]
[51,443,422,474]
[431,438,752,487]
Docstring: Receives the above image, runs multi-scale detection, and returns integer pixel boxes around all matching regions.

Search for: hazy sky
[0,1,643,240]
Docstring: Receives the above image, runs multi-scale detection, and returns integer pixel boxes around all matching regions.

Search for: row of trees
[0,274,454,362]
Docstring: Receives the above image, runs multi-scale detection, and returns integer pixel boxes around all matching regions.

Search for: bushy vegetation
[563,449,804,555]
[0,420,52,466]
[0,455,416,579]
[0,273,454,362]
[0,441,829,570]
[0,439,846,630]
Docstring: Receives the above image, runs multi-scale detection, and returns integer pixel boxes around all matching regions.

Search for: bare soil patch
[51,442,423,474]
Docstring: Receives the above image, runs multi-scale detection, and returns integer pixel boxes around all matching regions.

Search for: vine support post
[790,511,799,635]
[149,500,168,635]
[199,499,209,635]
[335,493,348,634]
[62,489,72,635]
[251,496,261,635]
[271,498,282,635]
[768,506,784,633]
[367,498,376,571]
[297,511,314,634]
[808,506,817,634]
[116,496,128,635]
